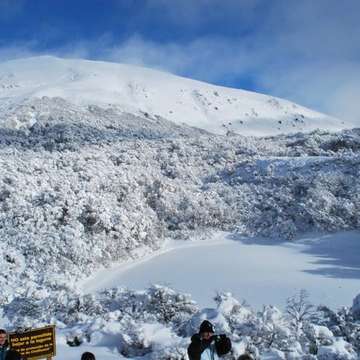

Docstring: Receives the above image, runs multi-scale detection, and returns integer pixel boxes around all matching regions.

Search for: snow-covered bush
[317,339,357,360]
[3,286,360,359]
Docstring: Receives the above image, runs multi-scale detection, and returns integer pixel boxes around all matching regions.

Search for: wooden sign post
[8,325,56,360]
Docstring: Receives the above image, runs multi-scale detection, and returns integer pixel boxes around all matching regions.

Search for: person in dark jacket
[188,320,231,360]
[0,329,21,360]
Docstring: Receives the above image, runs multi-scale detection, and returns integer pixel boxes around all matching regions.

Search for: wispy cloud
[0,43,37,61]
[104,35,259,81]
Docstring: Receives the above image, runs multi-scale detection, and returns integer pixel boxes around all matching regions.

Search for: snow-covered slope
[0,55,349,136]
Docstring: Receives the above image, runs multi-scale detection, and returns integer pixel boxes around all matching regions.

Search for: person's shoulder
[190,333,201,343]
[219,334,230,340]
[215,334,232,356]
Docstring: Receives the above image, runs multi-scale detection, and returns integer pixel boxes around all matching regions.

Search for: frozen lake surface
[83,231,360,310]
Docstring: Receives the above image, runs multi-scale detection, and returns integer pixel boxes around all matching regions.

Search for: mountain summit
[0,56,348,136]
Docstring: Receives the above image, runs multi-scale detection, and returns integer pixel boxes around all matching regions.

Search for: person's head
[199,320,215,340]
[238,354,253,360]
[81,352,96,360]
[0,329,7,347]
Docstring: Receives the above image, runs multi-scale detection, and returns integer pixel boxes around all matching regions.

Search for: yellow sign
[8,325,56,360]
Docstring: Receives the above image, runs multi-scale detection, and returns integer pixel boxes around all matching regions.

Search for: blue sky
[0,0,359,123]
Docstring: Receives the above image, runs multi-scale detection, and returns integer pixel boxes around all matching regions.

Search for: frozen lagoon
[83,231,360,310]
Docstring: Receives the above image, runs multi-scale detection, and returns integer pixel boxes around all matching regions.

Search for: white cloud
[104,35,260,83]
[259,61,360,125]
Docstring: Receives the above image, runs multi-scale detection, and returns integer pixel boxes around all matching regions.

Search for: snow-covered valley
[0,56,359,359]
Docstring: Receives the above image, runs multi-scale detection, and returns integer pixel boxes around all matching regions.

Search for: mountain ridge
[0,55,349,136]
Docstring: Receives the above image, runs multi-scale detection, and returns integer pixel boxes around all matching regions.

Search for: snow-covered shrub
[3,286,360,359]
[317,304,360,354]
[317,339,357,360]
[286,290,315,337]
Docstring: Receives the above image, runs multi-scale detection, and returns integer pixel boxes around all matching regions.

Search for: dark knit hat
[238,355,253,360]
[199,320,215,333]
[81,352,96,360]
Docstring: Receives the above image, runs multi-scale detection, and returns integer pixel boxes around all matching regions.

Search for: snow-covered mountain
[0,56,350,135]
